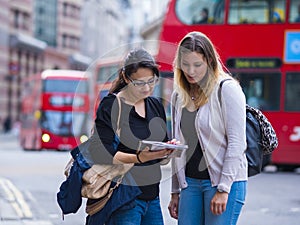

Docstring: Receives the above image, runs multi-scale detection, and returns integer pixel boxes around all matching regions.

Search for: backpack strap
[218,78,233,107]
[218,79,278,155]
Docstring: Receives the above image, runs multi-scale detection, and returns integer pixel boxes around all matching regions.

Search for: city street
[0,132,300,225]
[1,0,300,224]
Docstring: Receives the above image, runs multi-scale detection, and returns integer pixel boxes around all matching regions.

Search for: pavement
[0,132,53,225]
[0,131,174,225]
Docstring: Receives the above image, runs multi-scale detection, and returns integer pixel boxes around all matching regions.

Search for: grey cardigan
[171,78,248,194]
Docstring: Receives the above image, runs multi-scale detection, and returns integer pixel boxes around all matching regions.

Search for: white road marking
[0,178,33,219]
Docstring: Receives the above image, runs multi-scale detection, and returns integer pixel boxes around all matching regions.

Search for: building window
[63,2,68,16]
[34,0,57,47]
[62,2,80,18]
[38,7,44,14]
[11,9,30,30]
[12,9,20,28]
[22,12,30,30]
[61,34,79,50]
[62,34,67,47]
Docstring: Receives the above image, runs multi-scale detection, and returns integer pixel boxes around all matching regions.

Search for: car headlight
[80,135,88,143]
[42,133,50,143]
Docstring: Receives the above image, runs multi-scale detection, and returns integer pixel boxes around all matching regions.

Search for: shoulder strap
[218,78,232,107]
[219,80,278,155]
[115,95,122,137]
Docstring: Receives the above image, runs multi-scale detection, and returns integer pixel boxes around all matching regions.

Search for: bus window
[41,111,87,136]
[285,73,300,111]
[235,73,280,111]
[175,0,225,25]
[228,0,285,24]
[108,66,119,82]
[43,79,88,93]
[97,65,119,83]
[97,67,110,83]
[289,0,300,23]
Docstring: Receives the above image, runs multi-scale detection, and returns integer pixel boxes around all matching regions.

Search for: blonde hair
[173,31,229,108]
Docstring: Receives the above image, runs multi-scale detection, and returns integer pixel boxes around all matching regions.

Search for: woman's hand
[138,146,173,163]
[210,191,229,215]
[168,193,179,219]
[167,138,180,145]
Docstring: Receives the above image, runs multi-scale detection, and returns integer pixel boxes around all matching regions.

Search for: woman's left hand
[210,191,229,215]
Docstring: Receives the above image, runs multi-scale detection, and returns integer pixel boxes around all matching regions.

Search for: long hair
[110,48,159,93]
[173,31,229,108]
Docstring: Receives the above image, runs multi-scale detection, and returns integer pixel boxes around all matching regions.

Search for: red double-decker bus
[20,69,90,151]
[156,0,300,168]
[93,56,122,113]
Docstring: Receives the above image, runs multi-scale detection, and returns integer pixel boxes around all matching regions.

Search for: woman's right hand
[137,146,173,163]
[168,193,179,219]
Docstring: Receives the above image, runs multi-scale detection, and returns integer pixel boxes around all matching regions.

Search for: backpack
[218,79,278,177]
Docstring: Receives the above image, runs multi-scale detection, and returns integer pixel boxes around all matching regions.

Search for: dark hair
[110,48,159,93]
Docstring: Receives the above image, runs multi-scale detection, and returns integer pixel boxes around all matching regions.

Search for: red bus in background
[20,69,90,151]
[156,0,300,168]
[93,57,122,113]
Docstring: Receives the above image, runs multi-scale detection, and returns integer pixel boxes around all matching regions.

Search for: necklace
[190,85,199,101]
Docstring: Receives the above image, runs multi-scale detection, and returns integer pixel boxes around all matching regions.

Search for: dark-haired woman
[87,48,171,225]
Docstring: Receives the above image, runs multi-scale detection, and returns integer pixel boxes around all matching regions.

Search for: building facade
[80,0,129,60]
[0,0,12,127]
[80,0,170,60]
[0,0,169,130]
[0,0,89,129]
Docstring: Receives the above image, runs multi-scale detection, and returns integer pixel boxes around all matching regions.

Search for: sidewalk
[0,132,53,225]
[0,132,173,225]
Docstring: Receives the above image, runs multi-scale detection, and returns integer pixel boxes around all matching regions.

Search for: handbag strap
[115,95,121,137]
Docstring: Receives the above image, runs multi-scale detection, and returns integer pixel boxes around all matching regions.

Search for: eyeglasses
[128,76,159,87]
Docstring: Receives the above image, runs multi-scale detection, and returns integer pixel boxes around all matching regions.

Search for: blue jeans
[178,178,247,225]
[110,197,164,225]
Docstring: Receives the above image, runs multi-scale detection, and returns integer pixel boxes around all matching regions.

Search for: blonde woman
[168,31,248,225]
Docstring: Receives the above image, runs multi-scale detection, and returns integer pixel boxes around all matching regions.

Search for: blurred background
[0,1,300,225]
[0,0,169,131]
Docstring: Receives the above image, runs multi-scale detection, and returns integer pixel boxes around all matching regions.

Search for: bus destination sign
[226,58,282,69]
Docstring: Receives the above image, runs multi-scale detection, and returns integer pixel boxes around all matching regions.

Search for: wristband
[136,151,143,163]
[217,188,226,193]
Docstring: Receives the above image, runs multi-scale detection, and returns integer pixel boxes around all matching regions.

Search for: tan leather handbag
[81,95,134,215]
[83,163,133,215]
[81,163,133,199]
